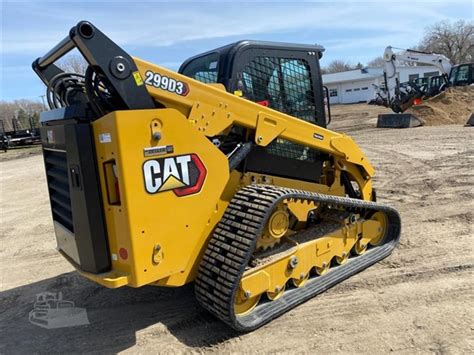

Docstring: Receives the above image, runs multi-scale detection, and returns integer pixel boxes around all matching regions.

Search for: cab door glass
[280,59,316,124]
[242,56,318,163]
[242,57,315,123]
[181,52,219,83]
[456,65,469,83]
[450,65,470,85]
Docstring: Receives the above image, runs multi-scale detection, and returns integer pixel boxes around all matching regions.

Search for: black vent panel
[44,149,74,232]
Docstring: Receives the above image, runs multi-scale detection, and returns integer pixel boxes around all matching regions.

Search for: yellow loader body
[33,21,400,331]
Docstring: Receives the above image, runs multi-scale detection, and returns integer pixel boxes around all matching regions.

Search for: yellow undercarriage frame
[235,210,387,314]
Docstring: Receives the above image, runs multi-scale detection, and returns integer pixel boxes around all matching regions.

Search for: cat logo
[143,154,206,196]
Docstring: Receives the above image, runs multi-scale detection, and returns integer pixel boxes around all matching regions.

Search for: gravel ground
[1,104,472,353]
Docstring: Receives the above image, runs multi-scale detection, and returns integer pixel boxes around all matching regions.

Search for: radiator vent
[44,149,74,232]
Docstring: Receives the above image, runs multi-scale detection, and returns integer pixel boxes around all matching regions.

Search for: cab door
[230,48,326,183]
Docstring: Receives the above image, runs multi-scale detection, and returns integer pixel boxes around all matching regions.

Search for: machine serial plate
[143,145,174,157]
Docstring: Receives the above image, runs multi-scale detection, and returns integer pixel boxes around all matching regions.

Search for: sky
[1,0,472,101]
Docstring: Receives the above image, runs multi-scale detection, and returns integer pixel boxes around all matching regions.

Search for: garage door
[341,81,374,104]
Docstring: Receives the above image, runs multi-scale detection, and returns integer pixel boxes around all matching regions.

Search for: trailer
[0,117,41,151]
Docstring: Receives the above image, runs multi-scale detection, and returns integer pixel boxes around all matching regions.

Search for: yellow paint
[255,112,287,146]
[92,109,231,287]
[133,56,374,200]
[133,71,143,86]
[239,215,383,299]
[76,269,129,288]
[240,212,386,297]
[80,54,378,290]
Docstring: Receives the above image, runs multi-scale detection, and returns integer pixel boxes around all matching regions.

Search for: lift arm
[33,21,375,198]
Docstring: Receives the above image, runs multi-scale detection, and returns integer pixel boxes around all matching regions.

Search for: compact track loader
[33,21,401,331]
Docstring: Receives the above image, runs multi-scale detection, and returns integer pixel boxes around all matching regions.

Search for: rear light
[413,98,422,105]
[103,160,121,205]
[119,248,128,260]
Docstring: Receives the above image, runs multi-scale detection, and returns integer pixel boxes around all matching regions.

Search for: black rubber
[195,185,401,332]
[376,113,422,128]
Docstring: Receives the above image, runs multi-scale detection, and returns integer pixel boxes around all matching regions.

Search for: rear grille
[44,149,74,232]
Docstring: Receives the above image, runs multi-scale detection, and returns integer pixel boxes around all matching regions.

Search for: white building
[323,66,441,104]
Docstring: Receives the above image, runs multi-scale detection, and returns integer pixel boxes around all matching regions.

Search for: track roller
[195,184,401,331]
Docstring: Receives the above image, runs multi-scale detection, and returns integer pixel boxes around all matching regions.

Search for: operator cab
[179,40,327,128]
[179,41,329,183]
[449,63,474,86]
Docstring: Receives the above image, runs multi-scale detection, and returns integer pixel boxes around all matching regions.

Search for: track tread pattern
[195,184,401,331]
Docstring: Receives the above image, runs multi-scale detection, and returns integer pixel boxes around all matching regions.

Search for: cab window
[181,52,219,83]
[242,57,315,124]
[242,56,318,163]
[450,64,470,85]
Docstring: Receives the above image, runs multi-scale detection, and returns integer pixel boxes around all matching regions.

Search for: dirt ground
[1,104,473,353]
[0,145,42,162]
[406,86,474,126]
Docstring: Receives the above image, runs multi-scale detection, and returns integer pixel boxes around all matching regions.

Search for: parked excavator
[381,46,452,113]
[32,21,401,331]
[379,46,473,113]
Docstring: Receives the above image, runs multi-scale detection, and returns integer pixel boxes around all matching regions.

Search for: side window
[242,57,316,124]
[242,56,318,163]
[450,65,470,85]
[449,67,458,85]
[281,59,315,123]
[181,52,219,83]
[423,71,439,78]
[241,56,281,110]
[456,65,469,82]
[242,72,253,92]
[267,65,282,111]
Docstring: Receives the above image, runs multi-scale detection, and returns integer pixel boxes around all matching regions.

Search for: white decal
[144,71,189,96]
[99,133,112,143]
[143,160,161,193]
[143,154,206,195]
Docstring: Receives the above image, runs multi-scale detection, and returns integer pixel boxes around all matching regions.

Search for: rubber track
[195,184,401,331]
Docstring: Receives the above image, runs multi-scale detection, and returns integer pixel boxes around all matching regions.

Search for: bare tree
[367,56,385,67]
[0,100,43,131]
[323,60,354,74]
[367,54,417,68]
[366,20,472,68]
[418,20,473,64]
[15,99,42,117]
[57,53,88,74]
